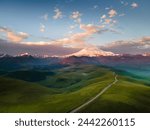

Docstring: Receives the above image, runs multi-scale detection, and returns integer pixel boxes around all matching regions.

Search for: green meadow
[0,65,149,112]
[79,75,150,113]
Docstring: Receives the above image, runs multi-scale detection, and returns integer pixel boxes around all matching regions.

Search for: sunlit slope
[0,65,115,112]
[79,75,150,113]
[37,71,114,112]
[0,65,150,112]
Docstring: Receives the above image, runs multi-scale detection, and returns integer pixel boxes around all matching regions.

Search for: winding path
[70,73,118,113]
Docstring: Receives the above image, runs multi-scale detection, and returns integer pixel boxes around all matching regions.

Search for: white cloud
[70,24,77,29]
[80,24,103,34]
[119,13,125,17]
[18,32,29,37]
[47,23,120,49]
[41,13,48,21]
[100,14,106,23]
[101,36,150,54]
[68,31,73,34]
[108,9,117,17]
[22,41,50,45]
[93,5,98,9]
[120,1,128,6]
[70,11,82,24]
[105,7,110,10]
[48,24,106,48]
[70,11,82,19]
[131,2,138,8]
[120,1,124,5]
[53,8,63,19]
[112,20,117,24]
[0,39,79,56]
[40,24,45,32]
[104,19,112,24]
[7,32,29,43]
[101,14,106,19]
[48,23,121,49]
[0,27,29,42]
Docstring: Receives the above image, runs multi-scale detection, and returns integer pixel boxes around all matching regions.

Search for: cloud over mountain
[47,24,105,48]
[101,36,150,54]
[0,27,29,42]
[0,39,79,56]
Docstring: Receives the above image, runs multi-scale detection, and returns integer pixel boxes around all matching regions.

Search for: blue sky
[0,0,150,55]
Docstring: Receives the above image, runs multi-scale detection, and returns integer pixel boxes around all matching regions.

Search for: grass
[79,75,150,113]
[37,65,107,91]
[0,65,115,112]
[6,70,55,82]
[0,64,150,112]
[0,77,59,112]
[36,72,114,112]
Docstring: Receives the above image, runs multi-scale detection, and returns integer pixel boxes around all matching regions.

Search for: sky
[0,0,150,56]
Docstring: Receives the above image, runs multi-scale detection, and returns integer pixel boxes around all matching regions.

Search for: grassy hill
[0,77,59,112]
[0,64,150,112]
[0,65,115,112]
[79,75,150,113]
[6,70,55,82]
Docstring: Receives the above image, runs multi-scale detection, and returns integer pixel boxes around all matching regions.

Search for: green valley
[0,64,150,112]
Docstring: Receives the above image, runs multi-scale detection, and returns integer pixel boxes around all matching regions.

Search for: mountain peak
[65,47,117,57]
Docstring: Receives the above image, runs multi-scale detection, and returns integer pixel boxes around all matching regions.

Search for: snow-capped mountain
[65,47,117,57]
[143,53,150,56]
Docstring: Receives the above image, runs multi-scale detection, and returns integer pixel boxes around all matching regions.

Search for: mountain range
[0,50,150,78]
[0,48,150,113]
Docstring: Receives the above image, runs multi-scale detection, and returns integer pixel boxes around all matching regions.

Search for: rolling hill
[0,55,150,112]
